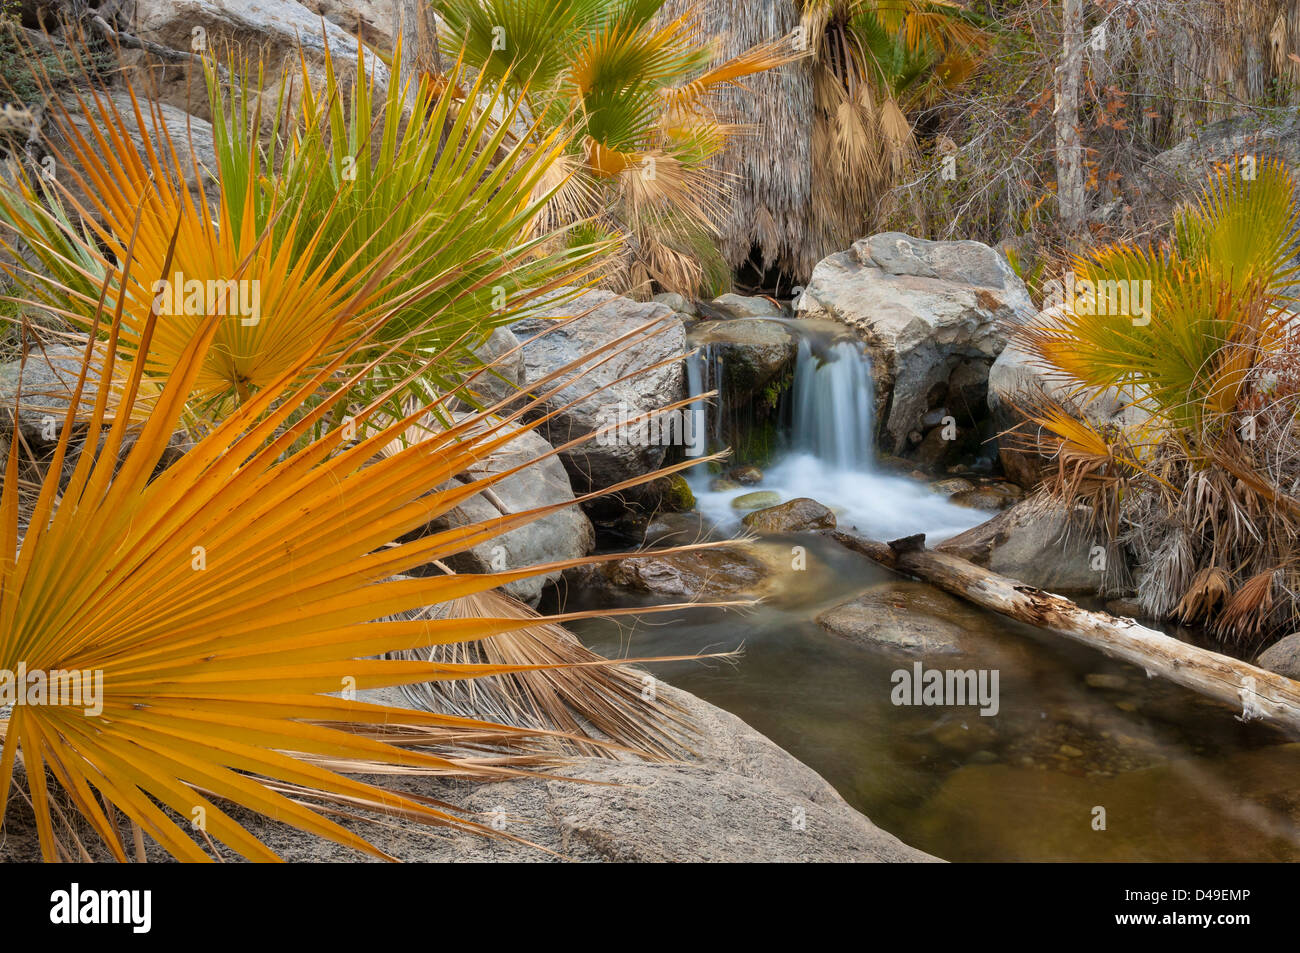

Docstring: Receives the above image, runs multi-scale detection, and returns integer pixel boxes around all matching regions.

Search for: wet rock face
[742,497,836,534]
[816,581,988,655]
[796,232,1036,459]
[687,317,797,405]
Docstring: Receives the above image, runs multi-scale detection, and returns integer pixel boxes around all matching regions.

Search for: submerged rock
[816,582,988,655]
[599,545,773,597]
[742,498,836,534]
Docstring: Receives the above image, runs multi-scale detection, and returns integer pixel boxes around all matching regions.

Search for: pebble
[1085,673,1128,690]
[1059,744,1085,758]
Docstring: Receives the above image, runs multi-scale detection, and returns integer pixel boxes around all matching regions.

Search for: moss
[660,473,695,511]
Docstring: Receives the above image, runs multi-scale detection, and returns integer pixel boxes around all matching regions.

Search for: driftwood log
[825,529,1300,735]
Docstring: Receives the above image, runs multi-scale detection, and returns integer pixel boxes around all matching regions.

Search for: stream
[563,319,1300,862]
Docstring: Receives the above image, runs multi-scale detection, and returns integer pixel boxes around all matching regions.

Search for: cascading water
[790,338,875,470]
[687,320,985,542]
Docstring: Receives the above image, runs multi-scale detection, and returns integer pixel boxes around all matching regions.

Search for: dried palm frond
[389,579,693,759]
[1214,569,1281,644]
[1173,566,1232,625]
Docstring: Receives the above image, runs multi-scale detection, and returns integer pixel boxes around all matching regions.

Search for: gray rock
[1258,633,1300,680]
[797,233,1036,453]
[652,291,694,315]
[742,497,836,534]
[52,90,217,209]
[936,497,1106,594]
[458,326,524,409]
[509,289,686,493]
[711,293,785,318]
[1130,115,1300,229]
[131,0,388,121]
[403,416,594,605]
[816,581,984,655]
[0,345,98,442]
[302,0,399,46]
[0,684,935,862]
[643,510,716,546]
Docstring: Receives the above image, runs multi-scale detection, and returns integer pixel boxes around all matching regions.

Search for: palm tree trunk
[391,0,442,93]
[1055,0,1086,236]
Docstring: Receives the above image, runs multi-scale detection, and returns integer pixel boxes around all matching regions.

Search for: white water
[687,328,985,542]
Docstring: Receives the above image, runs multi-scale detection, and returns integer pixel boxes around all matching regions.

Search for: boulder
[710,293,785,318]
[0,683,936,862]
[130,0,389,120]
[742,497,836,534]
[1129,114,1300,230]
[796,232,1035,455]
[457,326,524,409]
[302,0,399,46]
[402,417,594,606]
[687,318,796,405]
[509,289,686,495]
[51,90,217,210]
[0,345,98,442]
[643,510,716,547]
[936,497,1107,594]
[731,490,781,511]
[816,581,985,655]
[652,291,694,315]
[1258,633,1300,680]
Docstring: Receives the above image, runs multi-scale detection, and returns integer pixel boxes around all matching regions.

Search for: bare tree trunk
[826,531,1300,732]
[1054,0,1086,236]
[391,0,442,93]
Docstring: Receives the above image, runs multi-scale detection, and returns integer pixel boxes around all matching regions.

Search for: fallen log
[824,529,1300,735]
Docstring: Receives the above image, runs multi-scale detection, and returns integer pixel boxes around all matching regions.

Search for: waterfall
[685,343,724,458]
[790,338,875,470]
[686,321,984,542]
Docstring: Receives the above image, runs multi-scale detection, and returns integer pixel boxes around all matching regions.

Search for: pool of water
[555,534,1300,862]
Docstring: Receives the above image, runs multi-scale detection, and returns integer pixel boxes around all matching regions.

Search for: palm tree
[436,0,804,298]
[1009,157,1300,645]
